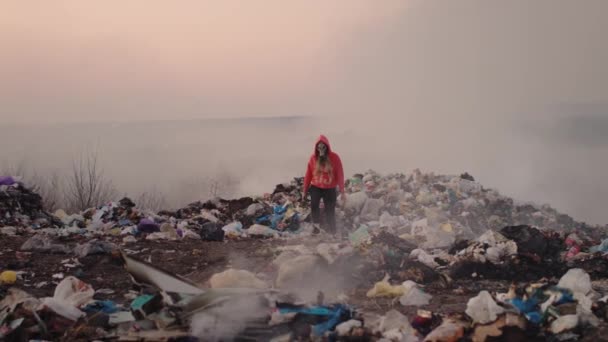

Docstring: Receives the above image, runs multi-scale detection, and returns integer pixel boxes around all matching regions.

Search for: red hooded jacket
[303,135,345,195]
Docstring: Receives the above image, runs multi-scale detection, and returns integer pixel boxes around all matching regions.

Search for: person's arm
[334,154,345,194]
[303,157,313,196]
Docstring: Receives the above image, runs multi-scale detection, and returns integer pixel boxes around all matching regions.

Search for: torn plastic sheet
[121,249,277,322]
[120,251,205,295]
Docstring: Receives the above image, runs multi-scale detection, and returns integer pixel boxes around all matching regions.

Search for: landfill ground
[4,232,608,341]
[1,233,486,316]
[3,171,608,341]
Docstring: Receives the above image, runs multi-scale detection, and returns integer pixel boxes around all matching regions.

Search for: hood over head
[314,135,332,156]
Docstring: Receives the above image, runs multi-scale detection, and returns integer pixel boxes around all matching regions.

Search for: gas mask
[317,143,327,156]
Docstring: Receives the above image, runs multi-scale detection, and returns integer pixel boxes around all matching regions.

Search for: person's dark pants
[309,186,337,233]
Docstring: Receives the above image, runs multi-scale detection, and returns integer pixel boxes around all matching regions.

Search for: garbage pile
[13,176,307,242]
[3,169,608,340]
[0,176,59,228]
[3,243,608,341]
[340,169,598,241]
[4,169,603,246]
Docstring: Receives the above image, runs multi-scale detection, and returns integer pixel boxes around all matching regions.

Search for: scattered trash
[466,291,505,324]
[0,270,17,285]
[73,239,117,258]
[137,218,160,233]
[40,276,94,321]
[222,221,244,238]
[199,222,225,241]
[108,311,136,325]
[367,276,406,298]
[21,235,71,254]
[349,224,370,247]
[122,235,137,244]
[423,318,466,342]
[120,252,204,295]
[400,281,433,307]
[2,169,608,340]
[83,300,119,314]
[248,224,280,238]
[558,268,592,295]
[95,288,116,295]
[209,269,268,289]
[471,312,527,342]
[550,314,579,334]
[335,319,362,336]
[590,239,608,254]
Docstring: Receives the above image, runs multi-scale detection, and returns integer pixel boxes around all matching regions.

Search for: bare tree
[29,172,63,212]
[1,159,28,180]
[209,172,239,198]
[64,150,117,213]
[135,187,168,212]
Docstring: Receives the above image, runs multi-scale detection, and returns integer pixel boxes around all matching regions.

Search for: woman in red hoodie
[302,135,346,234]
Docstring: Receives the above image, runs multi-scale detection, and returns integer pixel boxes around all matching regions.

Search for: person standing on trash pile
[302,134,346,234]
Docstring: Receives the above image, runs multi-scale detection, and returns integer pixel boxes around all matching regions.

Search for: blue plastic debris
[255,204,299,230]
[119,219,133,227]
[278,304,352,336]
[312,306,347,336]
[590,239,608,253]
[508,287,576,325]
[131,294,155,311]
[84,300,119,314]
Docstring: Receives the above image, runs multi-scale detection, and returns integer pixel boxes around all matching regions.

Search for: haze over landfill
[4,2,608,342]
[1,0,608,224]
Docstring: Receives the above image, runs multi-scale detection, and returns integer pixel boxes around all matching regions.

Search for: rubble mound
[0,177,59,228]
[2,170,608,341]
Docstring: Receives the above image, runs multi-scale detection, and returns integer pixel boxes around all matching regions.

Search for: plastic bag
[344,191,368,212]
[379,212,402,229]
[349,225,370,247]
[200,222,225,241]
[73,239,116,258]
[40,277,94,321]
[0,270,17,284]
[360,198,384,221]
[137,218,160,233]
[400,281,432,306]
[465,291,505,324]
[590,239,608,253]
[558,268,591,295]
[424,319,466,342]
[209,269,268,289]
[367,276,405,298]
[21,235,71,254]
[247,224,279,238]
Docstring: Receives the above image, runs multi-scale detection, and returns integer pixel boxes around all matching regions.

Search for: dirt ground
[3,232,608,342]
[1,234,280,304]
[0,232,507,317]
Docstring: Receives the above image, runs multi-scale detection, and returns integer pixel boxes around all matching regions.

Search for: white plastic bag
[465,291,504,324]
[222,222,244,238]
[247,224,279,238]
[558,268,591,295]
[209,269,268,289]
[40,277,94,321]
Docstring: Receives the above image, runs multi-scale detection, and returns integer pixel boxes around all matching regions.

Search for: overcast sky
[1,0,606,124]
[1,1,608,224]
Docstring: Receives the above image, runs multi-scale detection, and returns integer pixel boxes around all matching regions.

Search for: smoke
[1,1,607,223]
[190,295,270,342]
